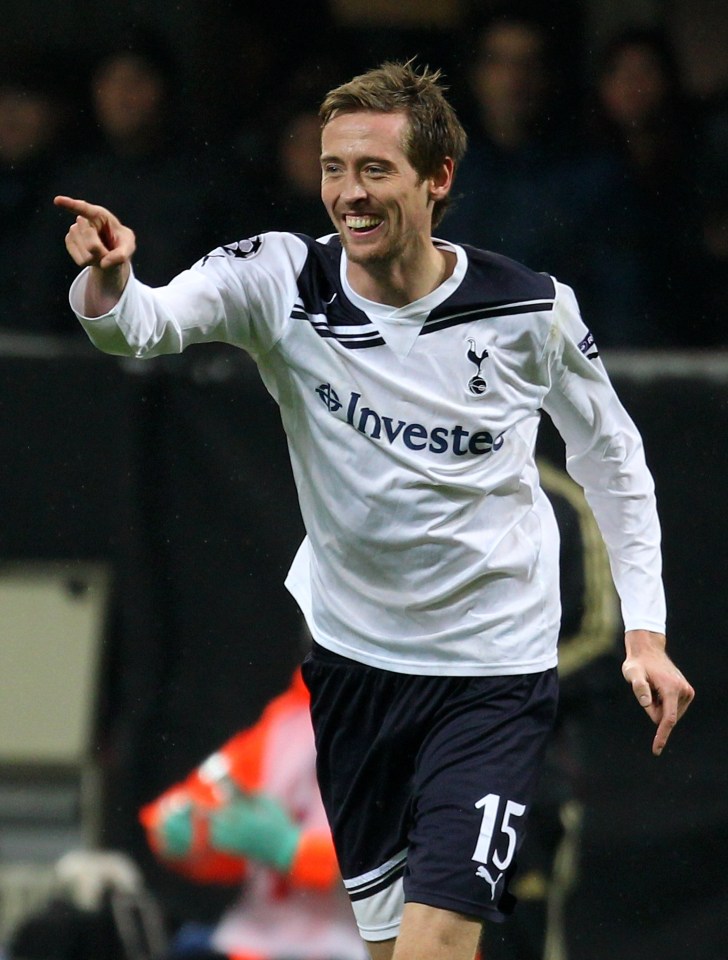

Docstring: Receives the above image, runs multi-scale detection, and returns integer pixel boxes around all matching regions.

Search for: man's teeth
[346,216,382,229]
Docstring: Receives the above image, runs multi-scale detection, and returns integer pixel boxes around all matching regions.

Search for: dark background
[3,0,728,159]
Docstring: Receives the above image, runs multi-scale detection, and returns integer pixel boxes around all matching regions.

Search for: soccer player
[55,60,693,960]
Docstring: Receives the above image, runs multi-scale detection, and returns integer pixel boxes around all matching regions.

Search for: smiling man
[55,61,693,960]
[319,109,455,302]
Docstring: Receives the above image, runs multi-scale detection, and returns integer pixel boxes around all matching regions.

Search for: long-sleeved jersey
[70,233,665,675]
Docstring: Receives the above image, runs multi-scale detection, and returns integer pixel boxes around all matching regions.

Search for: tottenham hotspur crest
[466,338,489,395]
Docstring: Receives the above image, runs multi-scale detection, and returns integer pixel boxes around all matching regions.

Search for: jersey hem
[312,636,558,677]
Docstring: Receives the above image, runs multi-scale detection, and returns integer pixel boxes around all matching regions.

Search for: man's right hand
[54,196,136,316]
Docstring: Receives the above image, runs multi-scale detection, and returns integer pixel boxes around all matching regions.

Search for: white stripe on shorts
[343,848,407,941]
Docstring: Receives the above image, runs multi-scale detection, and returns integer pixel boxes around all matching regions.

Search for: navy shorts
[302,643,559,942]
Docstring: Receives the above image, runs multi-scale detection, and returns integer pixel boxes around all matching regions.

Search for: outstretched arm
[622,629,694,756]
[54,196,136,317]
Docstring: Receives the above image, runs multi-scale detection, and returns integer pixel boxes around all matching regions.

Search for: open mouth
[344,214,383,235]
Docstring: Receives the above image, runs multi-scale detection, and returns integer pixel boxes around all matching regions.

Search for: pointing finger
[55,195,93,216]
[652,690,679,756]
[54,195,114,227]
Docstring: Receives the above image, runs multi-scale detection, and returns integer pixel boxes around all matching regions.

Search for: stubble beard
[339,226,404,270]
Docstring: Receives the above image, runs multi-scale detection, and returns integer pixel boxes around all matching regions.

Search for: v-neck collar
[340,239,467,358]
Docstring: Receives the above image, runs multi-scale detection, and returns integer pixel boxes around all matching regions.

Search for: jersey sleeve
[69,232,308,361]
[540,281,666,634]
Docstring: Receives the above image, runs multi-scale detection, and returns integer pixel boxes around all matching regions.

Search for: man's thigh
[366,903,483,960]
[302,645,558,941]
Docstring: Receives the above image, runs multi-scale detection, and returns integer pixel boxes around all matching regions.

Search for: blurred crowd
[1,3,727,348]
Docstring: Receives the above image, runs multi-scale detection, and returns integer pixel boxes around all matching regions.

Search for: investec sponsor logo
[315,383,504,457]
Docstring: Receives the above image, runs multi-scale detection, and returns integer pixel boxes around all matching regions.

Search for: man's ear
[429,157,455,202]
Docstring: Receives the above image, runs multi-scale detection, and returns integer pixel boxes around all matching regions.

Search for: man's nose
[341,175,367,203]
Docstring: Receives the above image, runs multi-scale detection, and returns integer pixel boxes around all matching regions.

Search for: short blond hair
[319,60,467,227]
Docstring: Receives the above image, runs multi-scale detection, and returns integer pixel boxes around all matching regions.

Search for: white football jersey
[70,232,665,675]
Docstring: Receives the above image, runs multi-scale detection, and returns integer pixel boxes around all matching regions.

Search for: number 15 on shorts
[471,793,526,896]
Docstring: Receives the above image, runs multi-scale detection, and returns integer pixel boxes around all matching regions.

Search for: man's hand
[54,195,136,316]
[622,630,695,756]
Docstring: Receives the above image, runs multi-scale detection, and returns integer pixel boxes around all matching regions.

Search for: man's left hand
[622,629,695,756]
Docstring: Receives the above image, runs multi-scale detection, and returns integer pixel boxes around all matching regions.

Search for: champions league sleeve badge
[202,237,264,265]
[577,330,599,360]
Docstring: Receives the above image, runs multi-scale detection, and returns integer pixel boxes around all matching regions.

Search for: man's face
[320,110,436,266]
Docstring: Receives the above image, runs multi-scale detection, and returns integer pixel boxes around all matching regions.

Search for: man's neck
[346,244,455,308]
